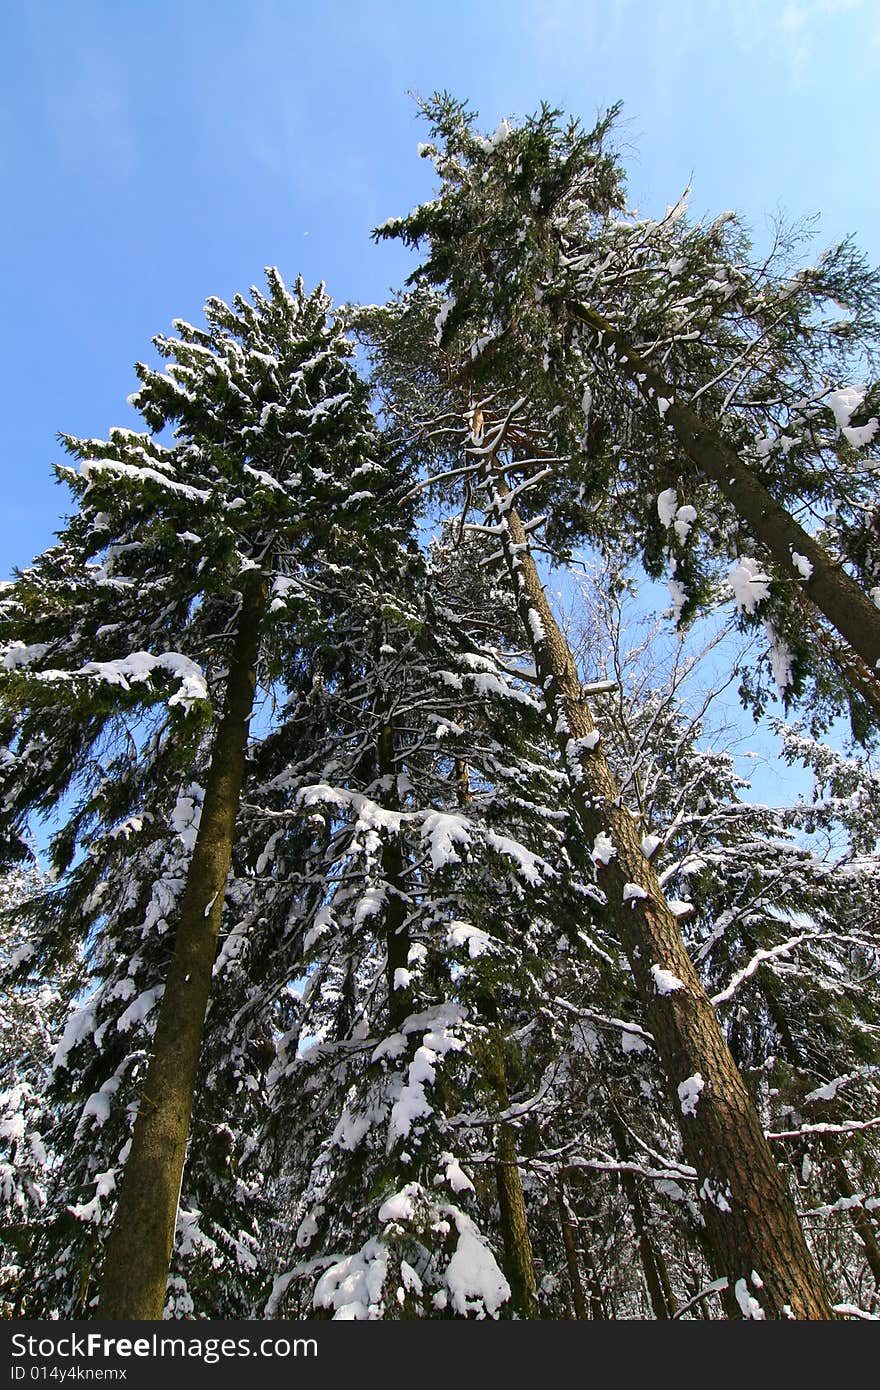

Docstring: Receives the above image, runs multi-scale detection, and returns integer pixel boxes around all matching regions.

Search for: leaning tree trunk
[484,468,832,1319]
[99,574,267,1319]
[571,301,880,683]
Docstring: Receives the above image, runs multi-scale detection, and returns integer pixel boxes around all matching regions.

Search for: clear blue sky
[1,0,878,576]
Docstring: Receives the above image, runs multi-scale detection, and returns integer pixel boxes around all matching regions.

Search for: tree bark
[831,1155,880,1290]
[456,757,539,1318]
[99,575,267,1319]
[487,471,833,1318]
[556,1181,590,1319]
[607,1111,676,1318]
[571,301,880,681]
[477,1013,540,1319]
[377,722,413,1034]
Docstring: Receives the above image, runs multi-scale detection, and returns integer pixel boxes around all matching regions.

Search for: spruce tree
[375,95,880,739]
[0,269,406,1317]
[363,291,834,1316]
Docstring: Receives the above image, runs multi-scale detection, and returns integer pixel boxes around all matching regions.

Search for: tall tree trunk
[607,1111,676,1318]
[99,575,267,1319]
[456,755,539,1317]
[556,1181,590,1319]
[378,722,412,1033]
[570,301,880,682]
[476,1007,540,1319]
[486,469,832,1319]
[831,1154,880,1289]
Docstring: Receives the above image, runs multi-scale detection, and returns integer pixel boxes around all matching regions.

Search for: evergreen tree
[0,269,407,1317]
[361,296,833,1316]
[375,95,880,739]
[0,863,81,1313]
[251,542,603,1318]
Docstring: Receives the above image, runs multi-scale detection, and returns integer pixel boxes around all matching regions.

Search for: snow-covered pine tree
[10,739,274,1318]
[360,296,833,1316]
[504,575,880,1315]
[235,531,610,1319]
[375,95,880,740]
[0,863,82,1313]
[0,269,409,1318]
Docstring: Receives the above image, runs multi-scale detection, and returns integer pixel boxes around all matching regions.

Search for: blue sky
[1,0,878,577]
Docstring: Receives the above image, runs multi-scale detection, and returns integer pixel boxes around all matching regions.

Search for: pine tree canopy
[1,102,879,1323]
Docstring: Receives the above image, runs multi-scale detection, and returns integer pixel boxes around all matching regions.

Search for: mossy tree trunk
[455,756,539,1318]
[476,1002,540,1319]
[99,574,268,1319]
[486,468,832,1319]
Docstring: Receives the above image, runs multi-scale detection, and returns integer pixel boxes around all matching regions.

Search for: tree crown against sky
[372,94,880,741]
[2,78,880,1320]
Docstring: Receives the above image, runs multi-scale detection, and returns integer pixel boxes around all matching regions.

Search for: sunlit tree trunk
[487,467,832,1319]
[99,575,267,1319]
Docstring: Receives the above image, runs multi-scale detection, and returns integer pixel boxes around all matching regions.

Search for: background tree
[375,94,880,739]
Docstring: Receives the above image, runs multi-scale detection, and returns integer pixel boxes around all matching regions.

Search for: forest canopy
[1,97,879,1323]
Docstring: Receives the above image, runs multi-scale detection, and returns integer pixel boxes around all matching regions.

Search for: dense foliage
[1,104,879,1319]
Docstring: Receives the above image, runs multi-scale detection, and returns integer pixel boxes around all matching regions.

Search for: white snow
[843,419,879,449]
[355,886,386,925]
[526,607,546,643]
[52,1004,98,1071]
[668,578,687,622]
[444,1211,510,1318]
[765,622,794,694]
[419,810,472,871]
[733,1277,766,1320]
[116,985,163,1033]
[484,831,546,885]
[791,550,813,580]
[623,882,648,903]
[667,898,694,918]
[673,504,697,544]
[446,921,492,958]
[79,1076,121,1129]
[651,964,685,995]
[826,385,864,429]
[171,787,202,852]
[75,650,209,709]
[804,1073,857,1104]
[699,1178,732,1212]
[371,1032,408,1064]
[729,557,771,615]
[434,297,455,345]
[678,1073,705,1117]
[378,1185,419,1224]
[442,1155,475,1194]
[591,832,617,866]
[657,488,678,528]
[313,1239,389,1320]
[387,1046,438,1145]
[1,642,50,670]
